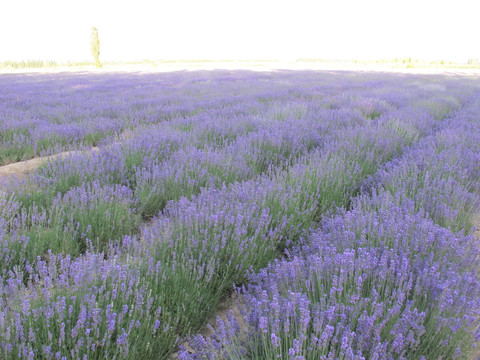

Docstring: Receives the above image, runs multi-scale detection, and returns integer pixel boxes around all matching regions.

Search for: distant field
[0,70,479,359]
[2,58,480,76]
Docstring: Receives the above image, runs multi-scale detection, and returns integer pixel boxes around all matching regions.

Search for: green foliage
[90,26,101,68]
[0,60,58,69]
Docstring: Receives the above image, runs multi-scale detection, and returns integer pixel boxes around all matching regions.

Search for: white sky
[0,0,478,62]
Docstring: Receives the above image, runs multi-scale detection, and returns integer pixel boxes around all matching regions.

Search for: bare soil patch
[171,292,248,358]
[0,130,135,182]
[0,151,74,180]
[0,148,99,181]
[474,213,480,240]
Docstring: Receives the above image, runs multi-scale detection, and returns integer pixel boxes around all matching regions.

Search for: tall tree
[90,26,101,68]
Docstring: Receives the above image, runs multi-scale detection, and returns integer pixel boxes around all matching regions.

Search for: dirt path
[171,292,248,358]
[0,130,135,182]
[0,148,99,181]
[474,213,480,240]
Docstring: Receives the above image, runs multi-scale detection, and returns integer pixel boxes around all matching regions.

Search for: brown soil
[474,213,480,240]
[0,148,99,181]
[203,292,248,337]
[0,152,72,180]
[171,292,248,359]
[0,129,135,182]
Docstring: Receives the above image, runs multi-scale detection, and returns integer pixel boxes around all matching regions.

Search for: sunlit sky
[0,0,478,63]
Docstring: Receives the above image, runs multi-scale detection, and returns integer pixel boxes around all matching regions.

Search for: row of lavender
[0,72,477,359]
[0,70,464,166]
[0,71,443,270]
[0,74,384,270]
[0,70,317,165]
[1,121,410,358]
[180,91,480,358]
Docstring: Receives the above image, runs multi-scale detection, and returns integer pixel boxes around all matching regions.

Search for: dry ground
[171,292,247,358]
[0,149,99,182]
[0,151,74,180]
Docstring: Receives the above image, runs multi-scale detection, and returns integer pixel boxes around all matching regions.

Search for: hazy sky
[0,0,478,62]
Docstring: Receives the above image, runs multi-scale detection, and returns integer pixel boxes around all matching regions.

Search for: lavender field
[0,70,479,359]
